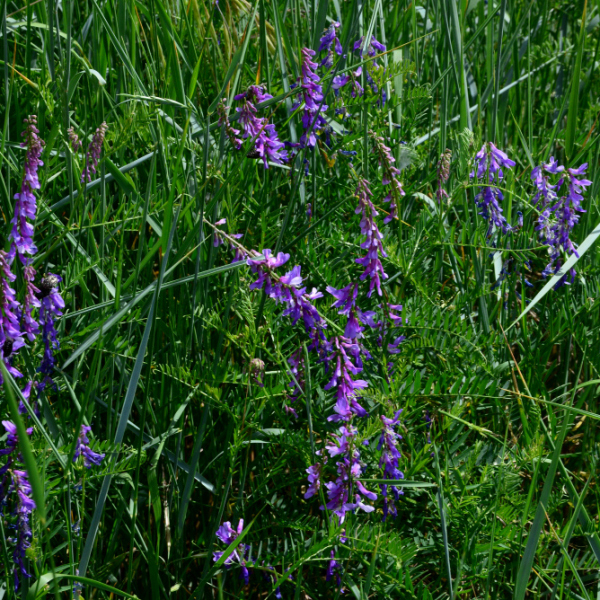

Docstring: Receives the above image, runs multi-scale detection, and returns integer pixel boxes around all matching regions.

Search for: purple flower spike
[10,115,44,264]
[73,425,105,468]
[321,425,377,523]
[470,142,515,237]
[532,160,592,286]
[326,550,344,588]
[81,122,108,183]
[22,265,41,342]
[235,88,288,169]
[12,469,35,590]
[318,22,343,68]
[370,130,405,222]
[36,273,65,389]
[68,127,82,152]
[378,410,404,520]
[291,48,329,150]
[354,179,388,297]
[325,337,368,422]
[0,251,25,382]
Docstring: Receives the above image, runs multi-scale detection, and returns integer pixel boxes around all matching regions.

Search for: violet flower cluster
[470,142,516,237]
[246,249,327,352]
[81,122,108,183]
[292,48,329,150]
[9,116,43,264]
[37,274,65,390]
[318,22,343,69]
[378,410,404,520]
[213,519,251,585]
[73,425,105,469]
[321,425,377,523]
[531,158,592,286]
[353,35,387,101]
[68,127,82,152]
[1,117,66,393]
[234,86,288,168]
[370,130,405,223]
[0,421,36,590]
[354,178,388,297]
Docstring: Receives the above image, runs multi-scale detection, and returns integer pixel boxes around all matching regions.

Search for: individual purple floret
[354,179,388,297]
[9,116,44,264]
[532,160,592,286]
[73,425,105,468]
[81,122,108,183]
[217,99,243,149]
[292,48,328,150]
[235,87,288,169]
[326,550,344,589]
[36,273,65,389]
[470,142,516,237]
[370,130,405,223]
[68,127,82,152]
[436,149,452,203]
[18,381,35,415]
[0,252,25,382]
[11,469,35,590]
[213,519,251,585]
[326,283,358,317]
[378,410,404,520]
[318,22,342,68]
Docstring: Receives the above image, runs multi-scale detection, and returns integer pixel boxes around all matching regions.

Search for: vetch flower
[354,179,388,297]
[292,48,328,150]
[318,22,342,68]
[36,273,65,389]
[11,469,35,590]
[0,252,25,382]
[470,142,515,237]
[213,519,251,584]
[532,160,592,286]
[73,425,105,468]
[326,550,344,588]
[235,87,288,169]
[81,122,108,183]
[68,127,82,152]
[370,130,405,223]
[378,410,404,520]
[9,116,44,264]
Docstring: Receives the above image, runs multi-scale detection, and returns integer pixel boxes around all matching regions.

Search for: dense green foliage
[1,0,600,598]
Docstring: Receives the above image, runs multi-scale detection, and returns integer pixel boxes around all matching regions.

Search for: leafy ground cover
[1,0,600,598]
